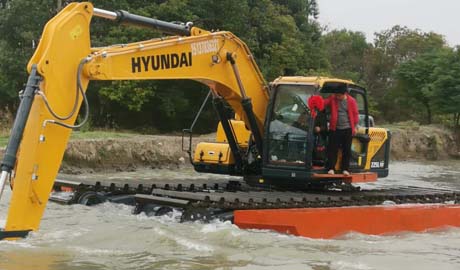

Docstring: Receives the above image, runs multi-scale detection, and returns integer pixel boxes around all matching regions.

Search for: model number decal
[191,39,218,56]
[371,161,385,168]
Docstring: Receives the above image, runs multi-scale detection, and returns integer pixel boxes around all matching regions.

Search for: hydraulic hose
[42,58,90,129]
[0,65,41,200]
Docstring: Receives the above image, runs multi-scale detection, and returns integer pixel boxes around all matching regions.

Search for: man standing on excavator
[323,86,359,175]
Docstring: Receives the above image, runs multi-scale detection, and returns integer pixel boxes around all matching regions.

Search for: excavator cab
[254,77,390,188]
[190,76,390,189]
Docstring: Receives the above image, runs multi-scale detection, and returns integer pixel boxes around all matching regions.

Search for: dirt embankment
[0,126,458,173]
[389,125,459,161]
[60,134,214,174]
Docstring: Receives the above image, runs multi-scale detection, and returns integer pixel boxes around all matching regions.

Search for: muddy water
[1,161,460,270]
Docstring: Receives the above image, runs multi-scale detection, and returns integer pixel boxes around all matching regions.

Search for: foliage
[393,51,439,124]
[0,0,56,108]
[393,48,460,125]
[320,30,370,83]
[0,134,8,148]
[431,48,460,128]
[0,1,458,133]
[394,47,460,126]
[363,26,447,122]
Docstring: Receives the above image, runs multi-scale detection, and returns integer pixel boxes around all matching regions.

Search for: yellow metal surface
[334,128,388,170]
[3,2,269,234]
[215,120,251,147]
[272,76,355,88]
[85,30,268,135]
[193,143,234,165]
[351,131,366,167]
[5,3,92,233]
[364,128,389,170]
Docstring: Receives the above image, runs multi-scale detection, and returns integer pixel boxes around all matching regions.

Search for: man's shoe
[327,169,335,175]
[343,170,350,176]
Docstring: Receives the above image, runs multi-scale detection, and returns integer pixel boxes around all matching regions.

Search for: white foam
[174,237,214,252]
[135,208,183,224]
[153,226,213,252]
[0,237,35,249]
[332,260,373,270]
[39,229,85,242]
[382,200,396,205]
[72,246,133,256]
[152,226,166,236]
[200,220,234,233]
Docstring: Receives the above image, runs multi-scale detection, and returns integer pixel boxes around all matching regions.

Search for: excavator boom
[0,2,268,238]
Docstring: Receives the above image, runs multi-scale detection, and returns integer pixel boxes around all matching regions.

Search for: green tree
[0,0,56,108]
[431,48,460,130]
[363,25,447,122]
[320,30,370,82]
[245,0,326,79]
[393,47,460,126]
[393,51,440,124]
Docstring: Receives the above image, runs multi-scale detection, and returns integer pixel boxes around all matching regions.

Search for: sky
[317,0,459,46]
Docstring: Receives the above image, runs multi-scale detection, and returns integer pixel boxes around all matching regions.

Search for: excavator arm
[0,2,268,239]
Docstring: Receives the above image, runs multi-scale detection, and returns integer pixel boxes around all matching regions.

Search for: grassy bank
[0,130,138,148]
[70,130,137,140]
[0,134,7,148]
[0,125,8,147]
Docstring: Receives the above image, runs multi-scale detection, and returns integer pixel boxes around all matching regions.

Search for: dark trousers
[327,128,352,171]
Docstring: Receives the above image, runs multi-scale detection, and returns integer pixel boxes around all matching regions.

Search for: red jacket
[323,94,359,135]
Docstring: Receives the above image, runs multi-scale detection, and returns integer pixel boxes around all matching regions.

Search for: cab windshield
[268,84,316,165]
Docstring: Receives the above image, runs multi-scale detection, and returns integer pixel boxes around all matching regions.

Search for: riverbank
[388,124,459,160]
[60,133,214,174]
[0,125,458,173]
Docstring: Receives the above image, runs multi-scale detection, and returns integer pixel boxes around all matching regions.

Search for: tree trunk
[455,113,460,151]
[425,102,432,124]
[455,113,460,132]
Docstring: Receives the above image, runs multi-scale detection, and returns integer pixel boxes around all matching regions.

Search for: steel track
[52,179,460,211]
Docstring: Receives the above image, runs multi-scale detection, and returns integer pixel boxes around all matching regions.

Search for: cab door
[264,84,315,167]
[348,87,371,171]
[349,87,390,176]
[261,84,316,183]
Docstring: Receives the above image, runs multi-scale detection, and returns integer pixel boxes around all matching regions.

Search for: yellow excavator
[0,2,393,239]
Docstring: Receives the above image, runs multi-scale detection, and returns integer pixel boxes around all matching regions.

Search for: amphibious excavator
[1,2,460,240]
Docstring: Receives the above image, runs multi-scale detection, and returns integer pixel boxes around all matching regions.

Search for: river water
[1,161,460,270]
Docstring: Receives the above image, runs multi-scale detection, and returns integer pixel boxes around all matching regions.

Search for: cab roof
[272,76,365,93]
[273,76,354,86]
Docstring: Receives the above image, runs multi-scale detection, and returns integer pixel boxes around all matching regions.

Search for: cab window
[268,84,315,165]
[349,89,370,127]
